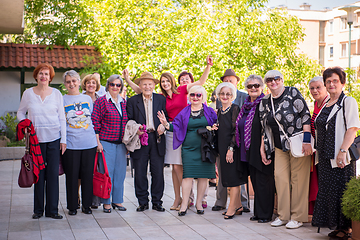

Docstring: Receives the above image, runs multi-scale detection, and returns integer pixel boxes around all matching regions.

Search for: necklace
[327,98,338,106]
[191,107,203,117]
[221,104,232,115]
[272,86,285,98]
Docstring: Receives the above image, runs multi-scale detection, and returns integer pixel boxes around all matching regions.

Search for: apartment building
[286,2,360,70]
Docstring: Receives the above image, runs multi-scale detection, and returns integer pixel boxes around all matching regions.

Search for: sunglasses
[246,84,260,89]
[190,93,202,98]
[109,83,121,88]
[219,92,232,97]
[265,76,281,83]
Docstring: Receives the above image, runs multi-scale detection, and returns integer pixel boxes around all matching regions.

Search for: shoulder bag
[93,152,112,199]
[342,97,360,162]
[271,95,314,158]
[18,128,34,188]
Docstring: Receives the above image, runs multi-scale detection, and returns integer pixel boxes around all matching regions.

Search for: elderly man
[126,72,168,212]
[212,69,251,213]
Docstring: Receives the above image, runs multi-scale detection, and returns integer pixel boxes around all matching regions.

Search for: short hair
[81,73,101,92]
[323,67,346,84]
[63,70,80,83]
[244,74,264,89]
[215,82,237,102]
[105,74,124,92]
[188,85,207,104]
[178,71,194,85]
[210,90,216,102]
[33,63,55,82]
[264,70,284,82]
[160,72,178,96]
[308,76,323,87]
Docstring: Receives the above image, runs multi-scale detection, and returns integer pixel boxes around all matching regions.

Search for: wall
[0,71,21,118]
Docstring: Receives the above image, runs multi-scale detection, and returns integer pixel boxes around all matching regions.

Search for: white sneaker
[271,217,287,227]
[285,220,303,229]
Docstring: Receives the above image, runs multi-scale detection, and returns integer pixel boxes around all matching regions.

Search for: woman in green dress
[157,85,217,216]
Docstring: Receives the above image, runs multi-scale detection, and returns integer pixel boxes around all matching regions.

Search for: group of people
[16,59,359,238]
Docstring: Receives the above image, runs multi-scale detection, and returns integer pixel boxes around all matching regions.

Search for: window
[341,18,348,30]
[319,46,325,66]
[329,20,334,34]
[330,46,334,58]
[319,21,325,42]
[351,42,356,55]
[341,43,347,57]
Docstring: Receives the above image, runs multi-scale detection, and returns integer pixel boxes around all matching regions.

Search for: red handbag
[93,152,112,199]
[18,128,34,188]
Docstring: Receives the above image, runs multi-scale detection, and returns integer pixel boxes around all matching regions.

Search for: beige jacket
[123,120,141,152]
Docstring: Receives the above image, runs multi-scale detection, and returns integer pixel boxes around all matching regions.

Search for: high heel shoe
[195,206,204,215]
[224,213,235,219]
[103,205,111,213]
[112,203,126,211]
[170,198,182,211]
[235,207,243,215]
[178,210,187,216]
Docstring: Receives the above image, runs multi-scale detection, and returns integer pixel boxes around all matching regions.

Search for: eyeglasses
[219,92,232,97]
[109,83,121,88]
[325,79,339,85]
[190,93,202,98]
[246,84,260,89]
[265,76,281,83]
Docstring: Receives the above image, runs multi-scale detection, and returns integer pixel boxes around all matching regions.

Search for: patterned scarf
[235,93,264,149]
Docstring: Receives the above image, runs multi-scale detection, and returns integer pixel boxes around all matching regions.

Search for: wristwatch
[340,148,347,153]
[228,146,234,152]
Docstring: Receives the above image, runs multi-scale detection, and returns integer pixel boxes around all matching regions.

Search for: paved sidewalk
[0,159,343,240]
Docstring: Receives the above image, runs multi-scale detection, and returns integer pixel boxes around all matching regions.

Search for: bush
[341,176,360,222]
[0,113,19,143]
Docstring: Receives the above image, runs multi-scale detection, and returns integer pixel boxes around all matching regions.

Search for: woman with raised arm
[17,63,66,220]
[123,56,213,210]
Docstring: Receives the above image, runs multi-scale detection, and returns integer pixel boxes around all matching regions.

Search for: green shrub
[341,176,360,222]
[0,113,18,142]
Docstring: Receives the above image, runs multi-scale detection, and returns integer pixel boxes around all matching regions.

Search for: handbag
[18,128,34,188]
[270,95,314,158]
[342,97,360,162]
[93,152,112,199]
[197,127,218,163]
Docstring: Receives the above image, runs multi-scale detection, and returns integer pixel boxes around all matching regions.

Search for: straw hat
[134,72,160,85]
[220,69,240,82]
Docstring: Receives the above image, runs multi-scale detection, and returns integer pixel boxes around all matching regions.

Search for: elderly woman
[123,56,213,210]
[81,73,101,103]
[259,70,312,229]
[312,67,360,239]
[212,82,241,219]
[61,70,97,215]
[158,85,217,216]
[235,75,274,223]
[91,75,128,213]
[308,76,329,214]
[17,63,66,219]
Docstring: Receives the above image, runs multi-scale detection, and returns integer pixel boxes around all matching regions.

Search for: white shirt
[105,92,124,116]
[17,88,67,144]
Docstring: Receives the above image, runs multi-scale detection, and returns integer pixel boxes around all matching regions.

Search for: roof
[0,43,102,70]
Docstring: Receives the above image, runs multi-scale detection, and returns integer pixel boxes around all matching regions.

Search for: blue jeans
[100,141,127,204]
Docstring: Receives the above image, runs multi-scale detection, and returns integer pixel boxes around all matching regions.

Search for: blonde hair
[215,82,237,102]
[81,74,101,92]
[188,85,207,103]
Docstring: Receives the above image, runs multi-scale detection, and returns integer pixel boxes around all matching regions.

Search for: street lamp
[339,5,360,92]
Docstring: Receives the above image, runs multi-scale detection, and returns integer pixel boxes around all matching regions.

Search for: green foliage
[342,176,360,222]
[0,113,18,142]
[5,0,322,100]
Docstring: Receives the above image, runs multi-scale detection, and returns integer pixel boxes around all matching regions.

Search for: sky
[266,0,358,10]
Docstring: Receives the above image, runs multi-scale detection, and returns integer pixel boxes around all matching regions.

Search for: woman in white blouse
[17,63,66,220]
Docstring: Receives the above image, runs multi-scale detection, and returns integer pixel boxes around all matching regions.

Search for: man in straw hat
[126,71,168,212]
[212,69,251,213]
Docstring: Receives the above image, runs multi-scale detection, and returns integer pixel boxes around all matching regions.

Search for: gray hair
[105,74,124,92]
[244,74,264,89]
[264,70,284,82]
[308,76,323,87]
[63,70,80,83]
[215,82,237,102]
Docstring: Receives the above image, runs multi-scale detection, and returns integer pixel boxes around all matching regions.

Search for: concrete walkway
[0,159,346,240]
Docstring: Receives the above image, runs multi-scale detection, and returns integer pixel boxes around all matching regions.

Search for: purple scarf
[235,93,264,149]
[172,103,217,150]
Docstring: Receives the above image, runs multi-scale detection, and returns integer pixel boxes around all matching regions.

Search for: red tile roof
[0,43,102,69]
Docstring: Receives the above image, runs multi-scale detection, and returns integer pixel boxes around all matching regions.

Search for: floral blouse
[259,87,311,159]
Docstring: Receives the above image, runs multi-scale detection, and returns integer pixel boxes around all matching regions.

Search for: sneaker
[285,220,303,229]
[271,217,287,227]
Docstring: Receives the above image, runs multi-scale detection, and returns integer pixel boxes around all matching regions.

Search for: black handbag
[197,127,218,163]
[342,97,360,162]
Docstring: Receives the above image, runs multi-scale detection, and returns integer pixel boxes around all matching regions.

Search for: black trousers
[249,165,275,219]
[34,139,60,215]
[132,132,164,205]
[62,147,97,210]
